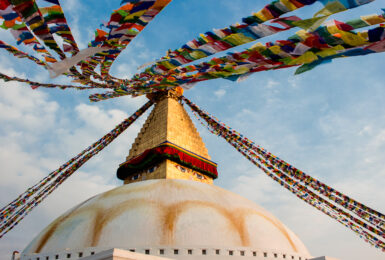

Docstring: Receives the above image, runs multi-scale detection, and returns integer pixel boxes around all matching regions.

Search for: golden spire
[117,87,217,185]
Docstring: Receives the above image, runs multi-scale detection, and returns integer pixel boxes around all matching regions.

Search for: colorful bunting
[0,0,55,61]
[0,72,114,90]
[0,40,48,67]
[89,11,385,101]
[9,0,66,58]
[81,0,172,79]
[1,0,382,100]
[139,0,375,74]
[38,0,80,55]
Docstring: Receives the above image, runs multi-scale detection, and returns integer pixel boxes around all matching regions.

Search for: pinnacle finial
[146,86,184,103]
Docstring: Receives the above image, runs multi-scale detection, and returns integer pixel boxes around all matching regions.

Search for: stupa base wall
[20,246,316,260]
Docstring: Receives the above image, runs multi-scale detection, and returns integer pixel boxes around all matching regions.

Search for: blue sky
[0,0,384,259]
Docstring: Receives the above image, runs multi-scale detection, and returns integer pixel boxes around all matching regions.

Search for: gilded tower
[117,88,217,185]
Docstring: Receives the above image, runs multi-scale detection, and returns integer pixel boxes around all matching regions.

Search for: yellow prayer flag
[159,61,176,69]
[314,1,346,17]
[280,0,298,11]
[339,31,367,46]
[254,9,273,22]
[269,45,281,55]
[124,10,147,21]
[29,20,44,30]
[233,66,250,75]
[326,25,340,35]
[223,33,254,46]
[295,30,310,40]
[209,71,232,78]
[316,45,344,58]
[199,34,209,43]
[223,63,236,70]
[358,31,369,40]
[44,39,57,45]
[361,14,385,25]
[289,51,318,65]
[39,5,62,15]
[250,42,266,52]
[116,89,129,95]
[293,16,329,31]
[189,50,207,60]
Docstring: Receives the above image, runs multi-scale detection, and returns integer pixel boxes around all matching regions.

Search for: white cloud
[214,88,226,98]
[0,86,58,131]
[266,79,279,89]
[358,125,372,136]
[75,103,128,131]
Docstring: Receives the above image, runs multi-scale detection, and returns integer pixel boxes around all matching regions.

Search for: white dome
[23,180,311,259]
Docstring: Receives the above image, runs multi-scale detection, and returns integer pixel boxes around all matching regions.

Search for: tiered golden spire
[117,87,217,185]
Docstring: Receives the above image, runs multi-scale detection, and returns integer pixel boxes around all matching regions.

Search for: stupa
[19,89,337,260]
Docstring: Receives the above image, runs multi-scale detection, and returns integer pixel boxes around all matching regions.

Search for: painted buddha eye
[196,173,205,180]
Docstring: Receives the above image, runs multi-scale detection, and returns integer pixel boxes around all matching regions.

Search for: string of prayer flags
[182,96,385,251]
[142,16,301,73]
[241,0,375,25]
[125,13,384,94]
[38,0,80,55]
[9,0,66,59]
[4,0,109,87]
[82,0,172,79]
[89,20,385,102]
[0,72,114,90]
[0,100,154,239]
[0,1,30,39]
[140,0,375,74]
[1,0,382,99]
[0,0,55,62]
[89,85,147,102]
[0,40,48,67]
